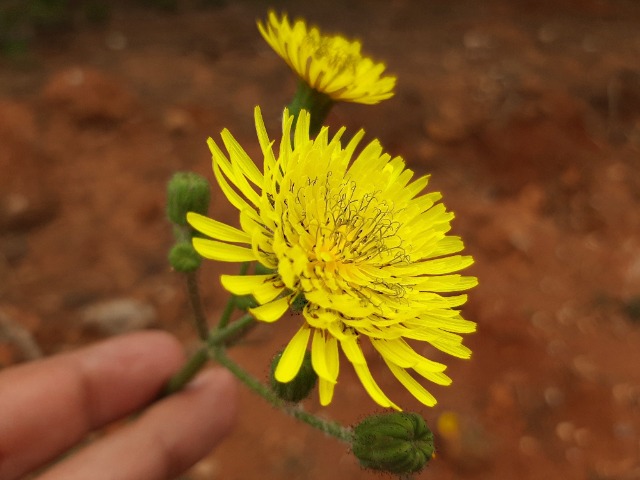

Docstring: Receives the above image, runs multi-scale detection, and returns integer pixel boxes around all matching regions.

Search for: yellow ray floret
[189,106,477,410]
[258,11,396,104]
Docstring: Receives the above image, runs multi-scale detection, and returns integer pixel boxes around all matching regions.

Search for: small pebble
[574,428,591,448]
[518,435,539,456]
[544,386,564,407]
[81,298,156,335]
[555,421,575,442]
[105,31,127,51]
[565,446,583,465]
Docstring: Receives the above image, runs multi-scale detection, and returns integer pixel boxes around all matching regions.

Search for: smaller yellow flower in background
[189,107,476,410]
[258,11,396,105]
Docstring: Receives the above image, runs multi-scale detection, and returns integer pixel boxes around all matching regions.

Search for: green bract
[169,242,202,273]
[270,350,317,403]
[352,412,434,474]
[167,171,210,226]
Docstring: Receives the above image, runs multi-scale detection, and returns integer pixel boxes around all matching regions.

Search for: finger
[0,331,186,480]
[36,368,237,480]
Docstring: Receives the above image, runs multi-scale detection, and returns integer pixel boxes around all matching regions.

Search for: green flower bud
[166,172,210,226]
[269,350,317,403]
[254,263,276,275]
[169,242,201,272]
[352,412,435,474]
[233,294,258,311]
[290,292,308,313]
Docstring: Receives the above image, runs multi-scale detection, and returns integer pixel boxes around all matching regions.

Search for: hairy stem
[208,314,255,347]
[218,262,250,329]
[163,347,208,396]
[185,271,208,340]
[288,79,334,138]
[213,348,353,444]
[164,315,255,395]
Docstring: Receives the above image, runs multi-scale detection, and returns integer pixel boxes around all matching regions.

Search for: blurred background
[1,0,640,478]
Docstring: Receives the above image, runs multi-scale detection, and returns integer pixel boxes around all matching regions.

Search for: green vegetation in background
[0,0,110,57]
[0,0,227,58]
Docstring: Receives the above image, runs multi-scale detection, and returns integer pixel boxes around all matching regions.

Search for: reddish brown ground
[2,1,640,479]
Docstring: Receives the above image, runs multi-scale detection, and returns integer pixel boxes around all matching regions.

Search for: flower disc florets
[188,107,477,410]
[258,11,396,104]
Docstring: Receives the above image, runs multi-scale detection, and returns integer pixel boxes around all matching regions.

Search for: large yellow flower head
[258,11,396,104]
[188,107,477,410]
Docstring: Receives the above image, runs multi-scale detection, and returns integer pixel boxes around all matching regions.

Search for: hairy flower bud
[234,294,259,311]
[270,350,317,403]
[352,412,434,474]
[166,172,210,226]
[168,242,201,272]
[290,293,308,313]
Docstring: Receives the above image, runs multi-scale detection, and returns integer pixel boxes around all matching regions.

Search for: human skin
[0,331,237,480]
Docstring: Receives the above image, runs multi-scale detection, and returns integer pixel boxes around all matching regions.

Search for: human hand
[0,331,237,480]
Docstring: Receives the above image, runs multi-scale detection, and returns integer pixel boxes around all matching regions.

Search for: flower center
[320,181,405,265]
[279,178,408,298]
[303,32,359,75]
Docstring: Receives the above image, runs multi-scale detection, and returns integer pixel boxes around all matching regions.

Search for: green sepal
[234,294,259,311]
[290,292,308,313]
[269,350,317,403]
[168,242,202,272]
[166,171,210,226]
[352,412,435,474]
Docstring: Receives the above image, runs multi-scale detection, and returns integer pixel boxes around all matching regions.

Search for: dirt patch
[2,1,640,479]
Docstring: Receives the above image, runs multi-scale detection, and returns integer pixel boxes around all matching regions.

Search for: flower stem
[185,271,208,340]
[163,346,208,396]
[217,262,250,329]
[217,294,236,330]
[163,315,255,396]
[208,314,255,347]
[213,347,353,444]
[288,79,334,138]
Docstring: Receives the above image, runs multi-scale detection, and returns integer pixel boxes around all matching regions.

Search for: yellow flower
[258,11,396,104]
[189,107,477,410]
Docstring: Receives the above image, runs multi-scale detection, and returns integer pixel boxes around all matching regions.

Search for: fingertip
[0,330,190,480]
[190,368,238,437]
[107,330,187,371]
[33,365,239,480]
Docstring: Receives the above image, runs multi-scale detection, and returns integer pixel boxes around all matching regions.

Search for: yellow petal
[192,238,256,262]
[338,335,400,410]
[388,255,475,276]
[305,290,375,317]
[384,360,437,407]
[187,212,250,243]
[425,333,472,359]
[211,153,253,213]
[249,296,290,322]
[254,106,276,173]
[415,275,479,293]
[318,377,336,406]
[220,129,263,188]
[339,334,366,365]
[293,109,310,147]
[252,281,285,304]
[217,132,261,207]
[405,313,476,334]
[423,236,465,258]
[275,326,311,383]
[311,329,339,383]
[371,338,447,372]
[352,362,400,411]
[220,274,275,296]
[413,365,452,386]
